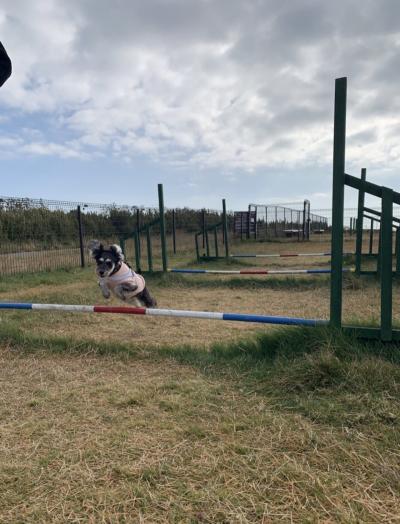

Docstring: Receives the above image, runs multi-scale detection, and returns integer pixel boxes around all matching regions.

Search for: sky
[1,0,400,212]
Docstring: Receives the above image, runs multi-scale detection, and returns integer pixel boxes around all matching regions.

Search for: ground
[0,236,399,522]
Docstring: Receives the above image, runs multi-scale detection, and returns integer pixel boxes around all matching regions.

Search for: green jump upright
[195,198,230,261]
[123,184,168,273]
[380,187,393,340]
[158,183,168,272]
[355,168,366,274]
[330,77,347,328]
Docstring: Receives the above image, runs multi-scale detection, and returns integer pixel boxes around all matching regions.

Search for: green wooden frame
[331,77,400,341]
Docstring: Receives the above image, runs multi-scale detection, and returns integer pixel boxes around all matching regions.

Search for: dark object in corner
[0,41,12,87]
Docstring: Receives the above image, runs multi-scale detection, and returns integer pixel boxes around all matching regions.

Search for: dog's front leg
[99,280,111,299]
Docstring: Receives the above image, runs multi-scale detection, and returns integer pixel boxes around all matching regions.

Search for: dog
[89,240,157,308]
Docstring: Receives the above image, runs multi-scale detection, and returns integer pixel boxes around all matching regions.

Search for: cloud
[1,0,400,189]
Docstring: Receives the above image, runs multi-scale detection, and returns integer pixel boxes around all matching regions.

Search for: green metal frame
[195,199,230,261]
[122,183,168,273]
[331,77,400,341]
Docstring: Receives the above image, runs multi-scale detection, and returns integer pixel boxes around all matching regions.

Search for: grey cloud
[2,0,400,203]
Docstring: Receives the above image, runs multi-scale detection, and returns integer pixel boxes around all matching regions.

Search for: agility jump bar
[168,268,354,275]
[0,302,328,327]
[231,252,354,258]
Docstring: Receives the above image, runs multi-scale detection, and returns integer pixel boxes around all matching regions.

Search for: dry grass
[1,347,399,523]
[0,265,395,347]
[0,238,398,522]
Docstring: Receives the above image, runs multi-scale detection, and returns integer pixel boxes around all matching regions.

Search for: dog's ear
[110,244,124,261]
[88,239,103,257]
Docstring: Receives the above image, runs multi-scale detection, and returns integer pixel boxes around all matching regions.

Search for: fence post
[330,77,347,328]
[172,209,176,255]
[377,225,382,275]
[158,184,168,272]
[396,227,400,277]
[146,227,153,273]
[214,227,219,258]
[134,231,141,273]
[369,218,374,254]
[77,205,85,268]
[355,168,366,274]
[202,209,206,248]
[136,208,141,259]
[222,199,229,259]
[380,187,393,341]
[297,211,300,241]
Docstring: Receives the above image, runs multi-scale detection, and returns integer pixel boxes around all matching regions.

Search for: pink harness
[100,262,145,295]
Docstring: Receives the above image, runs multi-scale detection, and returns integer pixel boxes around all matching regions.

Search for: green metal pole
[377,225,382,275]
[136,209,141,259]
[396,228,400,277]
[202,209,206,248]
[330,77,347,328]
[222,198,229,259]
[355,168,366,274]
[172,209,176,255]
[380,187,393,341]
[214,227,219,258]
[205,229,210,257]
[134,231,141,273]
[77,205,85,268]
[369,218,374,254]
[146,227,153,273]
[158,184,168,272]
[195,233,200,261]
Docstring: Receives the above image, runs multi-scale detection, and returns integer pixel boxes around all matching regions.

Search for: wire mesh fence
[2,194,400,275]
[0,196,224,275]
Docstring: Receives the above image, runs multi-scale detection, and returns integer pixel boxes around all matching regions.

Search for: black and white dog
[89,240,157,308]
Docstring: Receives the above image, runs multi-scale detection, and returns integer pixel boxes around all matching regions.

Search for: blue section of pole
[222,313,328,326]
[0,303,33,309]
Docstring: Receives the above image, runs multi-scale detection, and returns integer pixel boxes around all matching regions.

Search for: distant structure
[233,201,328,241]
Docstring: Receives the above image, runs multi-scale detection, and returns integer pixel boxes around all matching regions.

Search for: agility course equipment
[168,268,354,275]
[195,199,230,261]
[120,184,168,273]
[353,168,400,276]
[230,252,353,258]
[0,302,328,327]
[2,78,398,341]
[330,77,400,341]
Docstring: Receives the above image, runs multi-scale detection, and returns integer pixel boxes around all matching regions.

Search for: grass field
[0,237,399,522]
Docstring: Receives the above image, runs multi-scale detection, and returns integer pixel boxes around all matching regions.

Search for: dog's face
[89,241,124,278]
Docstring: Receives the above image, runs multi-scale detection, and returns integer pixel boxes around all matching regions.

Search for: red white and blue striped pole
[0,302,328,327]
[231,252,354,258]
[168,268,354,275]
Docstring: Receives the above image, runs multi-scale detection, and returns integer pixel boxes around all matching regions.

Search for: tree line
[0,203,227,246]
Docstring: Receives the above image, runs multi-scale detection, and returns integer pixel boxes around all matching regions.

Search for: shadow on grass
[1,318,400,430]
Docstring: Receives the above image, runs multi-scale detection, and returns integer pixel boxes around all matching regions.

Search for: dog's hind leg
[136,286,157,308]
